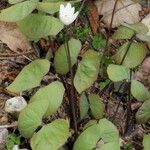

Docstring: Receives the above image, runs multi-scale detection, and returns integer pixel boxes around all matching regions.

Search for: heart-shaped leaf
[73,119,119,150]
[88,94,104,119]
[30,81,65,116]
[107,64,130,82]
[17,14,64,41]
[136,100,150,124]
[54,38,81,74]
[31,119,69,150]
[18,100,49,138]
[112,42,147,68]
[74,50,100,93]
[0,1,36,22]
[131,80,150,101]
[112,26,134,40]
[7,59,50,93]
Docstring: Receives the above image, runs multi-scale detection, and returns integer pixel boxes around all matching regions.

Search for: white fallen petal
[5,96,27,113]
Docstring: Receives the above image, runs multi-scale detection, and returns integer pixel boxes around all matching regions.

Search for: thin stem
[65,27,78,134]
[124,69,132,135]
[100,0,119,69]
[120,34,136,65]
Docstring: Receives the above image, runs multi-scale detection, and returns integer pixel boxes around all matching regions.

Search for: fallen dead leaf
[134,57,150,90]
[142,13,150,36]
[86,0,99,35]
[95,0,141,28]
[0,22,31,51]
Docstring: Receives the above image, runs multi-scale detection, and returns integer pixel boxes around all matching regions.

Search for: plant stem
[65,27,78,135]
[120,33,136,65]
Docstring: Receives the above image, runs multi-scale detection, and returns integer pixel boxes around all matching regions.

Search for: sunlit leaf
[0,1,36,22]
[107,64,130,82]
[7,59,50,93]
[74,50,100,93]
[131,80,150,101]
[73,119,119,150]
[17,14,64,41]
[18,100,49,138]
[112,42,147,68]
[31,119,69,150]
[54,38,81,74]
[30,81,65,116]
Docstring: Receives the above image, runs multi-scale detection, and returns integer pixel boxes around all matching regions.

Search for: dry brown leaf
[134,57,150,90]
[86,0,99,35]
[0,22,31,51]
[95,0,141,28]
[142,13,150,36]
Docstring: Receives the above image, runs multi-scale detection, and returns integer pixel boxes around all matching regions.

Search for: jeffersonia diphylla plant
[5,1,121,150]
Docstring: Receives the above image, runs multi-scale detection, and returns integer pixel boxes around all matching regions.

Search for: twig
[0,121,18,129]
[65,27,78,135]
[120,34,136,65]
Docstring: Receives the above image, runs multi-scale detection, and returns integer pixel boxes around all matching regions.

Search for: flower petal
[70,7,75,16]
[60,4,65,13]
[73,11,79,21]
[65,2,72,10]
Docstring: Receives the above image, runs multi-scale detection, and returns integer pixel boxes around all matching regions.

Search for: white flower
[59,3,79,25]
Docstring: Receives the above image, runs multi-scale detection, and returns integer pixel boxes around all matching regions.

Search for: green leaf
[8,0,39,3]
[112,26,134,40]
[112,42,147,68]
[122,22,149,35]
[74,50,100,93]
[31,119,69,150]
[143,134,150,150]
[73,119,119,150]
[7,59,50,93]
[17,14,64,41]
[131,80,150,101]
[73,123,102,150]
[8,0,25,4]
[18,100,49,138]
[136,100,150,124]
[107,64,130,82]
[88,94,104,119]
[29,81,65,116]
[79,93,89,119]
[98,119,119,143]
[98,142,120,150]
[54,38,81,74]
[92,35,107,49]
[83,120,97,130]
[36,1,78,14]
[0,1,36,22]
